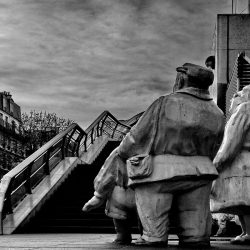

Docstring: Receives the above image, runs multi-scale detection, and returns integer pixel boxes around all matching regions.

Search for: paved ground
[0,234,249,250]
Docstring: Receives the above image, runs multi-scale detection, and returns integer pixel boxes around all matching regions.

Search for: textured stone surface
[0,234,249,249]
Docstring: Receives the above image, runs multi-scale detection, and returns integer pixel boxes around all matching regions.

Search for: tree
[21,111,74,156]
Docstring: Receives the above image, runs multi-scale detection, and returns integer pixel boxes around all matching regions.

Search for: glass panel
[49,150,62,172]
[12,169,28,191]
[31,154,46,176]
[11,184,27,209]
[30,165,45,190]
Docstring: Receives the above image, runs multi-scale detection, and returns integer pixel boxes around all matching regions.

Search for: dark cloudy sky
[0,0,248,128]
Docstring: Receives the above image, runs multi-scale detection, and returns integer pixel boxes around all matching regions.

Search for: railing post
[90,128,94,144]
[24,163,32,194]
[61,136,66,159]
[100,114,108,136]
[111,123,119,138]
[73,133,83,157]
[65,128,77,156]
[96,122,100,137]
[44,149,51,175]
[5,180,14,215]
[99,120,103,136]
[83,136,87,152]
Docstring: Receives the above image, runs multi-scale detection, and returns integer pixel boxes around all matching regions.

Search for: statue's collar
[175,87,213,100]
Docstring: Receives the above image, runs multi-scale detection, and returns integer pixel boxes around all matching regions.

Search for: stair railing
[80,111,131,154]
[0,123,85,234]
[0,111,131,234]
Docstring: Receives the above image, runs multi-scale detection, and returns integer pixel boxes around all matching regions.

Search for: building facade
[216,14,250,116]
[0,91,25,174]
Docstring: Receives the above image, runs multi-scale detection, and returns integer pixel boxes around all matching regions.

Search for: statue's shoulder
[161,92,180,100]
[159,93,181,105]
[236,101,250,115]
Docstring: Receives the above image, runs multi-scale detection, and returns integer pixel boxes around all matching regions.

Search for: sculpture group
[83,62,250,247]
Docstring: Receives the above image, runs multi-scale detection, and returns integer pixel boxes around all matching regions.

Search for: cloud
[0,0,233,129]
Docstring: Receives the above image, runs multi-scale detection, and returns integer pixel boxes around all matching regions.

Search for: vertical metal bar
[5,180,13,214]
[5,193,13,214]
[74,133,83,157]
[99,120,103,136]
[111,123,119,138]
[100,114,108,136]
[96,122,100,137]
[90,128,94,144]
[83,135,87,152]
[65,127,76,156]
[25,163,32,194]
[61,136,66,159]
[44,149,51,175]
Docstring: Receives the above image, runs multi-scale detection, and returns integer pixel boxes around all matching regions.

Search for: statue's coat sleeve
[94,148,128,197]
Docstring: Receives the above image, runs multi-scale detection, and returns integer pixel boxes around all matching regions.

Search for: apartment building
[0,91,25,173]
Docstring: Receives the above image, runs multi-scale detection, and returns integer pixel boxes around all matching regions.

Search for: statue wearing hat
[83,63,224,247]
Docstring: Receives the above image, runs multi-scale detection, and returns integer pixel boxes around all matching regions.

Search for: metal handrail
[0,111,131,234]
[2,123,84,178]
[81,110,130,152]
[85,110,130,134]
[0,123,85,233]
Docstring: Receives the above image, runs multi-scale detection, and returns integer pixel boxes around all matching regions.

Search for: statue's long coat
[211,102,250,214]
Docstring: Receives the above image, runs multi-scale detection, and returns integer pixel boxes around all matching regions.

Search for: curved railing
[79,110,130,155]
[0,111,130,234]
[0,123,85,231]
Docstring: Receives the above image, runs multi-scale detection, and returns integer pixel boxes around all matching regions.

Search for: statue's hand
[82,196,105,212]
[129,157,140,166]
[129,155,148,166]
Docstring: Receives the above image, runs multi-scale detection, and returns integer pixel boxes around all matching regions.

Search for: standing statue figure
[83,147,137,245]
[211,85,250,245]
[120,63,224,248]
[83,63,224,247]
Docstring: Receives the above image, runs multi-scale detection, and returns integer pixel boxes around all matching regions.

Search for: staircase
[15,141,120,233]
[0,111,133,234]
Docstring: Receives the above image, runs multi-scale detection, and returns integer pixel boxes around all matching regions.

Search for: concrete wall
[217,14,250,112]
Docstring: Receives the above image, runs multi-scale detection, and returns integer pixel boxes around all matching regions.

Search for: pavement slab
[0,234,249,250]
